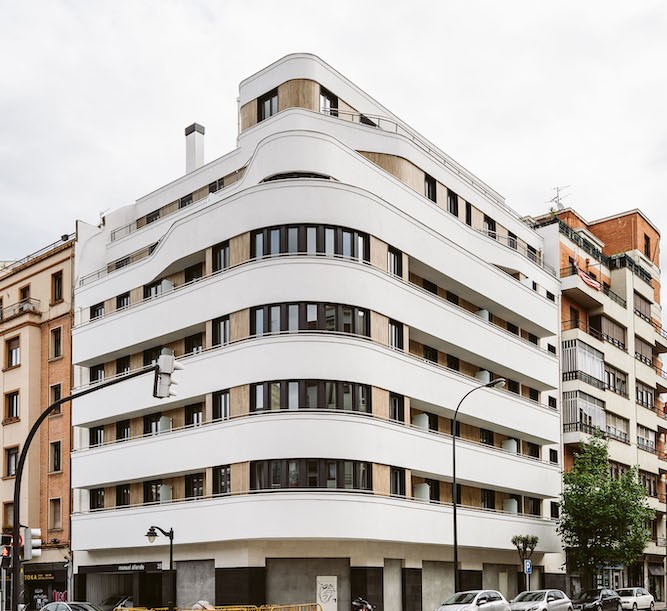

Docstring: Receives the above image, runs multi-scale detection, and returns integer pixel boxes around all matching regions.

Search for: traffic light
[23,527,41,561]
[1,534,12,568]
[152,348,184,399]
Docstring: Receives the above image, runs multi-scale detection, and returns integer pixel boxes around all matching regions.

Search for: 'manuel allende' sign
[79,562,163,574]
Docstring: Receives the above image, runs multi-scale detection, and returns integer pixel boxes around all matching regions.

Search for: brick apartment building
[0,236,74,609]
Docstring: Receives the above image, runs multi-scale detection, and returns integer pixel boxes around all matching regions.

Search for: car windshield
[616,591,634,597]
[514,593,546,602]
[70,604,103,611]
[100,598,123,607]
[442,592,479,605]
[575,591,601,602]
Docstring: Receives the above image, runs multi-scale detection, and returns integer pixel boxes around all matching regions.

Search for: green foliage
[512,535,539,562]
[558,434,654,585]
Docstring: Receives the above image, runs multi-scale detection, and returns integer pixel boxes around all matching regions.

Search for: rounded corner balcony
[237,109,555,277]
[71,489,561,554]
[71,410,561,496]
[78,150,558,331]
[72,257,558,391]
[72,333,560,445]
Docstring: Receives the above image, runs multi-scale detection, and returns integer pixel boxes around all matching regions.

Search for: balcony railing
[563,370,605,390]
[563,422,629,444]
[652,321,667,342]
[74,253,555,357]
[534,218,652,286]
[638,440,657,454]
[320,108,556,277]
[109,168,247,242]
[635,352,654,367]
[0,298,41,321]
[562,319,627,352]
[79,242,158,286]
[73,407,560,469]
[610,253,652,285]
[632,353,667,381]
[0,233,74,278]
[559,266,627,308]
[74,329,554,417]
[74,487,557,524]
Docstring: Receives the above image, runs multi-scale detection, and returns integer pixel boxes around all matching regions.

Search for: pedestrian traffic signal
[1,534,12,568]
[153,348,184,399]
[23,527,42,560]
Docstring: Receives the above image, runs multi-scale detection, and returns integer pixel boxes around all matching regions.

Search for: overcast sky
[1,1,666,265]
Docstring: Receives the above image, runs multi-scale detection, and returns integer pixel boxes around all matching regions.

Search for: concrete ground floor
[73,541,567,611]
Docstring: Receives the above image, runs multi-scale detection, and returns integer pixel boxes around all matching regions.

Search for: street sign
[524,559,533,574]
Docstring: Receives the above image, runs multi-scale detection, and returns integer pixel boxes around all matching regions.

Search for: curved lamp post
[452,378,506,593]
[146,526,175,611]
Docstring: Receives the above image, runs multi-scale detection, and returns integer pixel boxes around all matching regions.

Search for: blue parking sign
[524,559,533,574]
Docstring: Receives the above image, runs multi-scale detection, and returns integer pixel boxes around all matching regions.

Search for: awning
[648,564,665,576]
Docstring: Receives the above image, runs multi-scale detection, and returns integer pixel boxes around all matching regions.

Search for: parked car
[616,588,654,611]
[99,596,133,611]
[572,589,621,611]
[436,590,511,611]
[510,590,572,611]
[40,603,103,611]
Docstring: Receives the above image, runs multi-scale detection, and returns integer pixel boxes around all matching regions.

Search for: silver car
[511,590,572,611]
[436,590,511,611]
[40,603,103,611]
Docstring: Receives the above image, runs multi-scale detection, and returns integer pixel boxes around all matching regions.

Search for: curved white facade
[72,54,562,610]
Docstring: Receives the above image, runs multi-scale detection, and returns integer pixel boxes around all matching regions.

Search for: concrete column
[383,559,402,611]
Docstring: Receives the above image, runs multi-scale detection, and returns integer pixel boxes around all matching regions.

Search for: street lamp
[146,526,175,611]
[452,377,506,593]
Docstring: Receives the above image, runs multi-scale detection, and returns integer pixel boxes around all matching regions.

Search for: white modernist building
[71,54,562,611]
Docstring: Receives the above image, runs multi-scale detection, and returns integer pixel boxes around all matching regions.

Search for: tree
[558,434,654,589]
[512,535,539,565]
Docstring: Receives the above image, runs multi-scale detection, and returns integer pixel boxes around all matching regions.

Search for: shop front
[23,563,68,611]
[76,562,168,608]
[648,563,665,602]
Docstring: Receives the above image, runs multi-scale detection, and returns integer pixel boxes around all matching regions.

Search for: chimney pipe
[185,123,205,173]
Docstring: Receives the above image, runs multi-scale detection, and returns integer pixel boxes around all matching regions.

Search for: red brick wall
[588,212,660,265]
[557,210,588,230]
[39,312,71,552]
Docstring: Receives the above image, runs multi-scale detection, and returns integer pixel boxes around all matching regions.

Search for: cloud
[0,0,665,264]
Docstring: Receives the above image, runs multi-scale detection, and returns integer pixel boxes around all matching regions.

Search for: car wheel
[649,603,654,611]
[633,604,637,611]
[617,604,621,611]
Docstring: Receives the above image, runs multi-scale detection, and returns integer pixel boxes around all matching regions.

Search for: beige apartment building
[535,208,667,597]
[0,235,74,609]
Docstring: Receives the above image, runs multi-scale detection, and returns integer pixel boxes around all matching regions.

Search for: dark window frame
[257,89,279,122]
[212,241,230,272]
[90,488,105,510]
[213,465,231,495]
[447,190,459,216]
[320,86,339,117]
[185,473,204,499]
[51,271,63,303]
[390,467,406,496]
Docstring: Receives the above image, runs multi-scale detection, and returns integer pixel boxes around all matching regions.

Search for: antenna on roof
[547,185,571,211]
